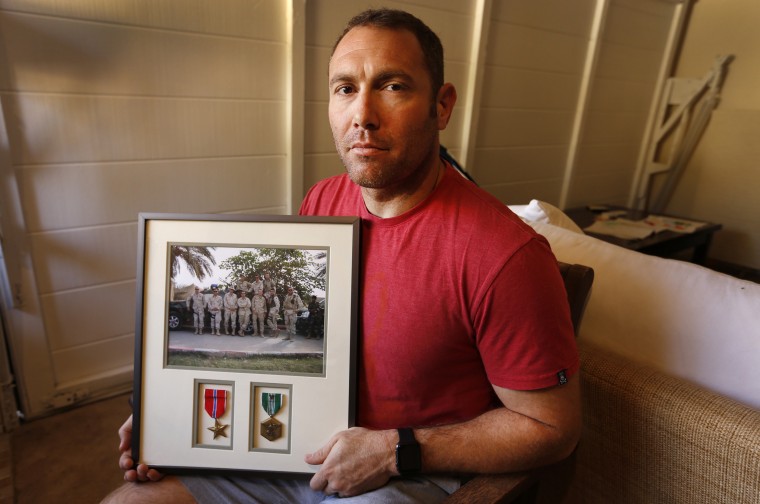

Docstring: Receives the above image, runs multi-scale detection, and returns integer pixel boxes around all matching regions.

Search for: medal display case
[132,214,359,474]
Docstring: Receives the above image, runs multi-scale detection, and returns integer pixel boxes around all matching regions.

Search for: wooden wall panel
[482,67,581,110]
[474,146,569,186]
[7,96,285,165]
[485,179,564,209]
[493,0,596,35]
[474,0,594,204]
[53,334,134,387]
[0,0,290,416]
[477,109,574,147]
[21,157,287,232]
[42,281,135,351]
[563,0,677,208]
[0,0,286,40]
[30,224,137,294]
[0,12,286,99]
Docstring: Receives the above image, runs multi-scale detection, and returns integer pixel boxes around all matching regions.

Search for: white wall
[568,0,678,207]
[0,0,290,416]
[666,0,760,269]
[473,0,596,204]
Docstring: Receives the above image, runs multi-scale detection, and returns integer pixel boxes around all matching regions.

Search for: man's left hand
[305,427,397,497]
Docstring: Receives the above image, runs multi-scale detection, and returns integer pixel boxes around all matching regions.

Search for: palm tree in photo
[170,245,216,283]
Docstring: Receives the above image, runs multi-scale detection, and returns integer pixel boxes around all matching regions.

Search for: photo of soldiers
[165,243,328,375]
[223,286,238,335]
[251,289,267,337]
[236,289,251,337]
[206,285,223,336]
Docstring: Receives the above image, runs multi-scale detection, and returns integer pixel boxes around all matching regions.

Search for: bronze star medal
[204,389,229,439]
[261,392,283,441]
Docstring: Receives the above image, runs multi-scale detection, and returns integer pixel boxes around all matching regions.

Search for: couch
[515,201,760,503]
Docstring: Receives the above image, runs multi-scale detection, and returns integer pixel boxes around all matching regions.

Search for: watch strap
[397,427,415,445]
[395,428,421,475]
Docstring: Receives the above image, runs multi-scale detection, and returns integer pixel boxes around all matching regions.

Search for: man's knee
[101,476,196,504]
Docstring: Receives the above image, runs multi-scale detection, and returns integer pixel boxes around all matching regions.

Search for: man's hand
[118,414,164,483]
[305,427,397,497]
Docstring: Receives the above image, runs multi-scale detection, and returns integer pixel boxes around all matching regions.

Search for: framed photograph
[132,213,359,474]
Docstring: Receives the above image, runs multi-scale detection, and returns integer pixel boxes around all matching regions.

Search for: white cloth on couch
[509,200,760,410]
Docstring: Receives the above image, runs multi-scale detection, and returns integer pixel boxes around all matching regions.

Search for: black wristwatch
[395,428,421,475]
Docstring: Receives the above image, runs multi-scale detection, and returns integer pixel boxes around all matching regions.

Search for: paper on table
[643,215,705,234]
[584,219,655,240]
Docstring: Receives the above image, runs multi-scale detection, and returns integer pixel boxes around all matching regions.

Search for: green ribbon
[262,392,282,417]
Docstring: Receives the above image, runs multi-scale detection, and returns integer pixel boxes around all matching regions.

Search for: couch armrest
[575,340,760,503]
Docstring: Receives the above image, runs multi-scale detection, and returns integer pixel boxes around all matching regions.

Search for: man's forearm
[411,377,581,475]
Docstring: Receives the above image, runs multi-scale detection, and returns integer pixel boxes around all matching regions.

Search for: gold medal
[207,418,229,439]
[260,393,283,441]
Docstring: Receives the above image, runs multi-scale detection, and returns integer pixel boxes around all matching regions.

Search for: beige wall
[666,0,760,269]
[0,0,290,415]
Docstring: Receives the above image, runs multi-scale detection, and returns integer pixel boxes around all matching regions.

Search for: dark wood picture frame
[132,213,359,474]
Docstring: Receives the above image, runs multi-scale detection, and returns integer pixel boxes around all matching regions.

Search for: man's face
[328,26,442,190]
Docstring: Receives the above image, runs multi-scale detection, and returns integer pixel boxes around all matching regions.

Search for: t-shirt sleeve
[473,237,579,391]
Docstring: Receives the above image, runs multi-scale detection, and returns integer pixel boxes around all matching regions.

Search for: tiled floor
[8,393,131,504]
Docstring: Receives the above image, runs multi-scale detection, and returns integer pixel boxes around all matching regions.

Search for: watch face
[396,443,422,473]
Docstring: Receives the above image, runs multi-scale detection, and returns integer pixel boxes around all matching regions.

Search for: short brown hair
[332,8,444,95]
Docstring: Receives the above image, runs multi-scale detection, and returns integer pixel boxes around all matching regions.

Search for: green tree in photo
[220,248,325,298]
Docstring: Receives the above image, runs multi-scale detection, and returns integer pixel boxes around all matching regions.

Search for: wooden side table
[564,206,722,264]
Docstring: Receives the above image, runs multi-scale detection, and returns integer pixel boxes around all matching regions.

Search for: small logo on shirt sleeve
[557,370,568,386]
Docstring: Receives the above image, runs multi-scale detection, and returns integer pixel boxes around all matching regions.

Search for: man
[205,285,223,336]
[236,288,251,337]
[282,286,304,340]
[106,8,579,503]
[262,272,276,295]
[251,288,267,337]
[222,286,238,335]
[266,287,281,338]
[186,286,205,335]
[306,295,323,340]
[250,274,264,298]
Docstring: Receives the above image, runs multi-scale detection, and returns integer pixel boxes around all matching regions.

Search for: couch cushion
[532,221,760,410]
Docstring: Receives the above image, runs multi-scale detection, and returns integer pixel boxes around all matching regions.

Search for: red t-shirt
[300,166,578,429]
